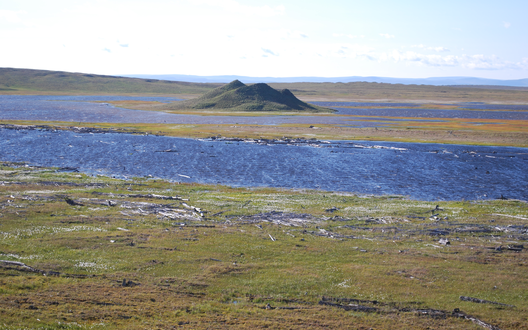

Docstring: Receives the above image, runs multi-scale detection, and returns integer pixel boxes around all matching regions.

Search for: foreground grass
[0,162,527,329]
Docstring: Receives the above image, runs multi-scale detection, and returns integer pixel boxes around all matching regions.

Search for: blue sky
[1,0,527,79]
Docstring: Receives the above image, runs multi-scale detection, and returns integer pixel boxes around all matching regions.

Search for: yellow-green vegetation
[0,68,219,95]
[0,162,527,329]
[2,68,528,329]
[2,118,528,148]
[269,82,528,104]
[3,68,528,105]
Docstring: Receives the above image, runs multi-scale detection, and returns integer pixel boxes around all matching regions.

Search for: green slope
[0,67,220,95]
[170,80,333,112]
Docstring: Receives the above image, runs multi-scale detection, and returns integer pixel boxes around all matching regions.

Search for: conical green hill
[171,80,333,112]
[198,79,246,100]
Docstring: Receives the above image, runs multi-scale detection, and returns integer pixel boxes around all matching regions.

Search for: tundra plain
[0,68,527,329]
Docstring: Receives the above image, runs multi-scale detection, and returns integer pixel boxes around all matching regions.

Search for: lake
[1,127,526,201]
[1,96,527,126]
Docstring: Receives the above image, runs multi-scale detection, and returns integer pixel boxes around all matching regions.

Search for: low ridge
[171,80,332,112]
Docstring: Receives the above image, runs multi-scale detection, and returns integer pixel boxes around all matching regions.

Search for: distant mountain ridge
[122,74,528,87]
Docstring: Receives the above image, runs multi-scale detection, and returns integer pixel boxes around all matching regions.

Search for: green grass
[169,80,333,112]
[0,162,527,329]
[269,81,528,103]
[0,68,219,95]
[1,68,528,328]
[3,67,528,105]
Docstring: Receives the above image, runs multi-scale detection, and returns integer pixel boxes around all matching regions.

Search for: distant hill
[3,68,528,103]
[0,67,220,94]
[123,73,528,87]
[170,80,332,112]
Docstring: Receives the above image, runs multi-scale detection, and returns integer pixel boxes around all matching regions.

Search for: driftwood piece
[452,309,502,330]
[320,296,501,330]
[460,296,515,308]
[0,260,94,278]
[318,300,378,312]
[121,279,140,287]
[0,260,38,272]
[65,197,84,206]
[92,191,186,201]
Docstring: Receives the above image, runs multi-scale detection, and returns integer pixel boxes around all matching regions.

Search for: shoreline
[2,120,527,148]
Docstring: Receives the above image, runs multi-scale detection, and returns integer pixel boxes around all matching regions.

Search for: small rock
[439,238,450,245]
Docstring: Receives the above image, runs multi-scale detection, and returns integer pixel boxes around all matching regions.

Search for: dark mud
[1,128,527,201]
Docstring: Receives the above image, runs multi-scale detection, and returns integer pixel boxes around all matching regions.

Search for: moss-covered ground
[2,117,527,148]
[1,70,528,328]
[1,162,527,329]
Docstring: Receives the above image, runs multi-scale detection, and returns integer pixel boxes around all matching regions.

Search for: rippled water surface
[2,96,526,125]
[1,128,526,201]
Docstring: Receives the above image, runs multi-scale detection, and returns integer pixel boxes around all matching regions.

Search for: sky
[1,0,527,79]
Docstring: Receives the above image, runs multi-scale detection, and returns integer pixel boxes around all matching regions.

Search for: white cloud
[189,0,285,17]
[333,33,365,39]
[380,50,528,70]
[282,30,308,39]
[322,43,375,59]
[462,54,524,70]
[380,33,395,39]
[262,48,278,56]
[411,45,449,52]
[430,46,449,52]
[0,9,28,24]
[504,22,511,28]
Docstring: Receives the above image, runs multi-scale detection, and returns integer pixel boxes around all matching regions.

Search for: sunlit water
[1,128,526,201]
[2,96,526,126]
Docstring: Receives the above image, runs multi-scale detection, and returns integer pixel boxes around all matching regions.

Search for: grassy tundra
[0,163,527,329]
[1,68,527,328]
[2,67,527,147]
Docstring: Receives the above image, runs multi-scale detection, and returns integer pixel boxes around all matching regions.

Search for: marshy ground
[1,162,527,329]
[1,72,528,328]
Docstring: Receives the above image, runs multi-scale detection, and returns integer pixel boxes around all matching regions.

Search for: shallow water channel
[1,128,527,201]
[2,96,527,126]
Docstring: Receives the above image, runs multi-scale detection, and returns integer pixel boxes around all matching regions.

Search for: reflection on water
[1,128,526,201]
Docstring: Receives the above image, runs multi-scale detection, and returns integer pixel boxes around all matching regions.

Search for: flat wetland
[1,73,527,329]
[1,163,527,329]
